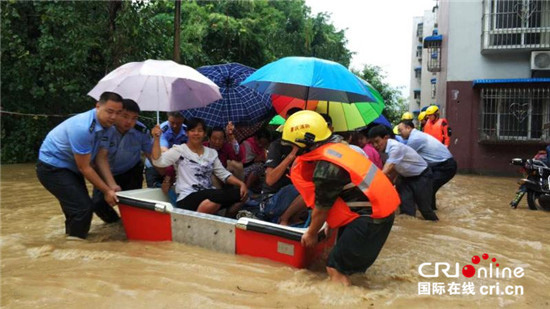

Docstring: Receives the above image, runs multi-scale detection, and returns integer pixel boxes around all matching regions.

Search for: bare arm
[301,207,329,248]
[225,121,239,155]
[95,148,120,191]
[226,175,248,201]
[265,146,298,187]
[382,162,396,176]
[75,153,118,205]
[151,125,162,160]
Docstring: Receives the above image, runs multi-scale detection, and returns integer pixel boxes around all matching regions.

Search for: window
[414,90,421,100]
[417,23,424,37]
[482,0,550,52]
[479,87,550,142]
[415,67,422,78]
[426,45,441,72]
[416,45,423,59]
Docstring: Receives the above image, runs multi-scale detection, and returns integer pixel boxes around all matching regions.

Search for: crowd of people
[36,91,457,285]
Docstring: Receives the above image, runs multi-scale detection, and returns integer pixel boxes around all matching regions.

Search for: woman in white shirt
[152,118,247,215]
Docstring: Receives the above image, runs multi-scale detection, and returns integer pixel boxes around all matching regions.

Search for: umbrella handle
[157,110,160,125]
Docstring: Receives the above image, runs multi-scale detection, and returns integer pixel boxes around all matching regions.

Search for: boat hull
[116,188,335,268]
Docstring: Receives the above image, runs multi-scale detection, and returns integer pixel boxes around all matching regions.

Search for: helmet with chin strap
[281,110,332,148]
[426,105,439,115]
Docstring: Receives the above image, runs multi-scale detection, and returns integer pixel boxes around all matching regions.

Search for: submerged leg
[326,266,352,286]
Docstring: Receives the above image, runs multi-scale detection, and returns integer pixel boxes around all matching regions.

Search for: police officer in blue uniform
[36,92,123,240]
[92,99,154,223]
[144,112,187,187]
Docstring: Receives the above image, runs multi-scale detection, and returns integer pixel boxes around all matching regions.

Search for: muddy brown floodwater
[1,164,549,308]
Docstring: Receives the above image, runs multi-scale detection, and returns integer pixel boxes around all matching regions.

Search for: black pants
[177,188,241,211]
[36,161,94,239]
[327,215,394,275]
[397,168,438,221]
[92,162,144,223]
[429,158,458,210]
[145,165,163,188]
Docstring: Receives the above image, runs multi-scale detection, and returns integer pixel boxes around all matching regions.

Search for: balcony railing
[482,0,550,53]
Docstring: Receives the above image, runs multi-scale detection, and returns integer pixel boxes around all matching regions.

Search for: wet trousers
[429,158,458,210]
[36,161,93,239]
[92,162,144,223]
[327,214,394,275]
[397,168,438,221]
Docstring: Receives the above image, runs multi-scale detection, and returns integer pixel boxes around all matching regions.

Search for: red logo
[462,253,499,278]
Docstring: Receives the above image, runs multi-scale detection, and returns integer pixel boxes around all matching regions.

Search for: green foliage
[1,0,393,163]
[353,65,406,125]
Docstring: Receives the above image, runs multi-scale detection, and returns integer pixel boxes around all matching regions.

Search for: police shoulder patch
[89,120,96,133]
[134,123,149,134]
[161,125,169,133]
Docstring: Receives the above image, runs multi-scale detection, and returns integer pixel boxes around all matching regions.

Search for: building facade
[409,10,441,114]
[410,0,550,175]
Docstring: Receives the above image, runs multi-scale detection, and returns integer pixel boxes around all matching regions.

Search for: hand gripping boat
[116,188,336,268]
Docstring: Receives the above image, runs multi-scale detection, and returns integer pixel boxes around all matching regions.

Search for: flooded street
[1,163,549,308]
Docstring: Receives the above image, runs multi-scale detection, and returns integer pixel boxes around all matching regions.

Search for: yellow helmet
[282,110,332,148]
[393,125,399,135]
[426,105,439,115]
[401,112,414,120]
[418,111,426,121]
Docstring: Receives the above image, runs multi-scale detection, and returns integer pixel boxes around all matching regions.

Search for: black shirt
[261,138,293,195]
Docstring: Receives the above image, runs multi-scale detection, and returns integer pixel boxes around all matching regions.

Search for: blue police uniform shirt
[385,138,427,177]
[145,120,187,168]
[102,121,153,176]
[406,129,453,164]
[160,120,187,148]
[39,109,114,173]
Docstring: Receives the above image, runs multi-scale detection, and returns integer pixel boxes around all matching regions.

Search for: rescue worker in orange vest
[282,111,400,286]
[423,105,451,146]
[418,111,427,131]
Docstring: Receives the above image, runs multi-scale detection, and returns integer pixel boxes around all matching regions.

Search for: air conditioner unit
[531,51,550,70]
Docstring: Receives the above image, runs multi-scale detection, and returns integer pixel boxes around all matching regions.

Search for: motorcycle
[510,158,550,211]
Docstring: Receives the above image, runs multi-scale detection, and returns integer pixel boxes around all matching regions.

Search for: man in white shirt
[368,125,438,221]
[398,120,457,210]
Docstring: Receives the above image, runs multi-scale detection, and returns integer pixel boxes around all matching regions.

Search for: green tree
[353,65,406,125]
[1,0,353,163]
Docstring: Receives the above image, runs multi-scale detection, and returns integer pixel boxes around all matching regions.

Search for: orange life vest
[290,143,400,228]
[424,118,450,146]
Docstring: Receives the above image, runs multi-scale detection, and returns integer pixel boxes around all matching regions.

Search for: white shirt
[406,129,453,164]
[385,138,427,177]
[153,144,232,201]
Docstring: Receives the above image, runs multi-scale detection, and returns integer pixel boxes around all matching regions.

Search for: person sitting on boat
[240,129,271,193]
[237,108,307,226]
[92,99,154,223]
[145,112,187,188]
[151,118,247,216]
[204,122,244,184]
[282,110,400,286]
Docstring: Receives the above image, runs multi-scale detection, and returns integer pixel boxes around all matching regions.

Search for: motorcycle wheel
[526,191,550,211]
